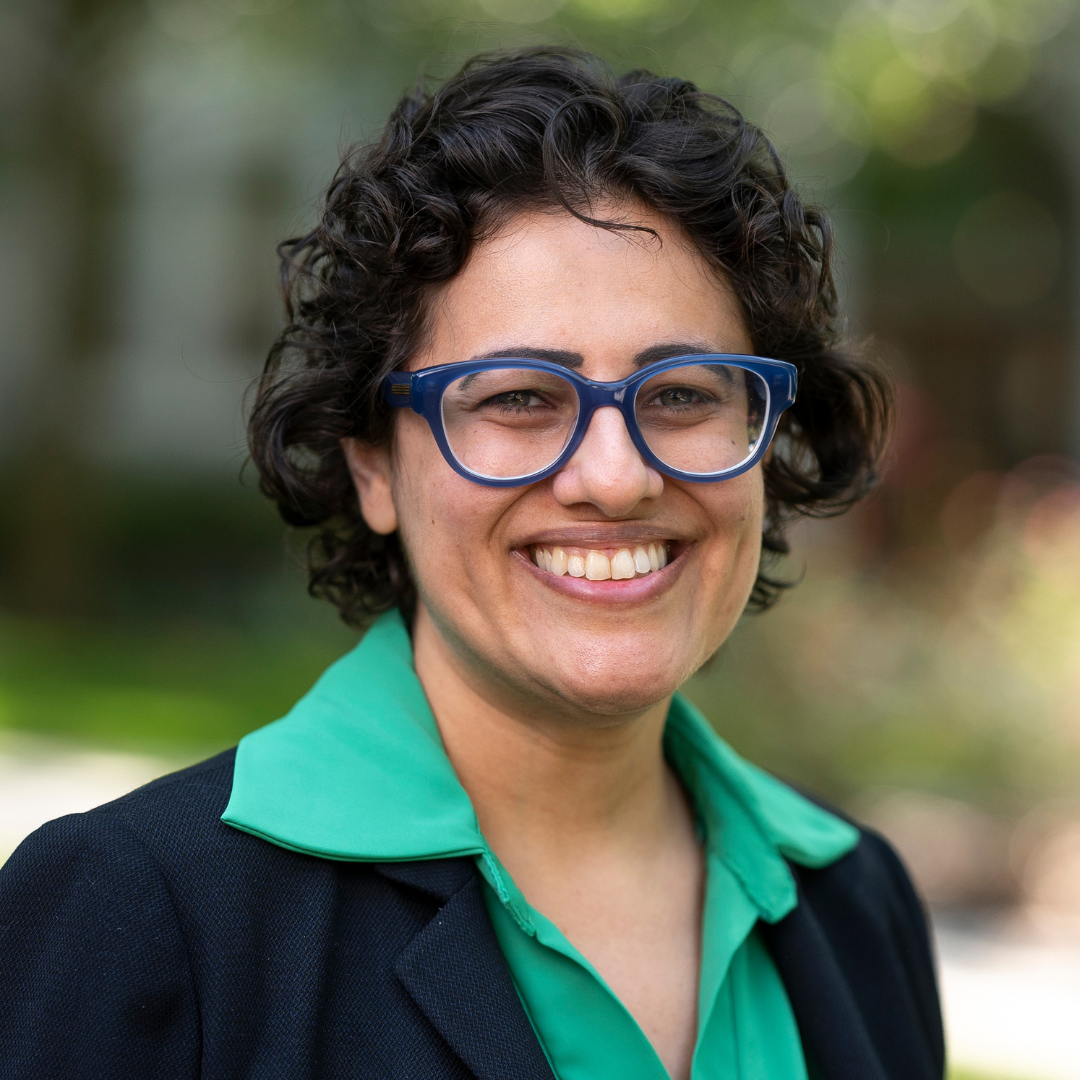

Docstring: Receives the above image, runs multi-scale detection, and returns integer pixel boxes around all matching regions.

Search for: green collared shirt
[223,611,858,1079]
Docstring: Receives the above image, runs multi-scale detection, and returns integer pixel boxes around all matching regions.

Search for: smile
[530,542,670,580]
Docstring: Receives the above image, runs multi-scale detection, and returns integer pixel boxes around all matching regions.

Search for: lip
[512,522,688,548]
[514,542,691,603]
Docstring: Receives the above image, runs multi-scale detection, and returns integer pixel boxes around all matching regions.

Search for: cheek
[387,415,455,552]
[388,418,516,592]
[732,476,766,566]
[695,473,765,597]
[687,475,765,663]
[702,471,764,547]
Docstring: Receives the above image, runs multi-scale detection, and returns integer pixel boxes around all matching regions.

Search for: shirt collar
[223,609,486,862]
[222,609,858,920]
[663,698,857,921]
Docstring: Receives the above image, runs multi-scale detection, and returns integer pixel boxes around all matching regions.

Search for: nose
[551,406,664,515]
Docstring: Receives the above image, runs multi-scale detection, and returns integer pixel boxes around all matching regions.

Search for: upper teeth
[532,543,669,579]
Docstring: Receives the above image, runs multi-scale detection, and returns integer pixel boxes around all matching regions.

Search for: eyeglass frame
[381,353,797,487]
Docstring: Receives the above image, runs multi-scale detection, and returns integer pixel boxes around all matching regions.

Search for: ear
[341,438,398,535]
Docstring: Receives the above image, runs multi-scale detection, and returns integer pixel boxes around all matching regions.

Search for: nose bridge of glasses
[572,377,643,464]
[578,379,631,412]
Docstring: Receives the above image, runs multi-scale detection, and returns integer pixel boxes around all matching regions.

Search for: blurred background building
[3,1,1080,1076]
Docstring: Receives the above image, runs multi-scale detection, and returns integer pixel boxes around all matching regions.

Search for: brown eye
[656,387,701,408]
[487,390,545,410]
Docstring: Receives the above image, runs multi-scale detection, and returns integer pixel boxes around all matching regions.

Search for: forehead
[418,204,753,375]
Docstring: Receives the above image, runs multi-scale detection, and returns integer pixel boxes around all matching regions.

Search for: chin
[495,614,714,720]
[534,658,689,722]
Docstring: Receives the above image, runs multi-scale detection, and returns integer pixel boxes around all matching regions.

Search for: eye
[645,384,719,411]
[485,389,546,410]
[656,386,704,408]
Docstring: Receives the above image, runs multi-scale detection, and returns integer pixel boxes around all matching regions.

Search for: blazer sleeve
[773,787,945,1080]
[857,828,944,1069]
[0,812,200,1080]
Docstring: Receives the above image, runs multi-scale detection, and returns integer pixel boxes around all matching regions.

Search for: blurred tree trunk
[7,0,138,617]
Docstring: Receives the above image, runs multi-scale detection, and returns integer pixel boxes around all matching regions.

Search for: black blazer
[0,750,944,1080]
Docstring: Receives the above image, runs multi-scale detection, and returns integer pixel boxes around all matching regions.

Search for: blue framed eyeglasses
[382,354,797,487]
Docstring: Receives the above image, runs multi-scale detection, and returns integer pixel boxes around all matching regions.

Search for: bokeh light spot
[891,4,998,80]
[994,0,1076,44]
[571,0,690,20]
[874,0,969,35]
[476,0,568,23]
[768,79,872,185]
[868,60,976,165]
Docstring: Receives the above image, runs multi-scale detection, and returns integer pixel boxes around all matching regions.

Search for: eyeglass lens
[439,363,768,481]
[635,363,767,476]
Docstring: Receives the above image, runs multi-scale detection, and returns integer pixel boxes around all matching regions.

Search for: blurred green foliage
[0,603,354,757]
[0,475,358,757]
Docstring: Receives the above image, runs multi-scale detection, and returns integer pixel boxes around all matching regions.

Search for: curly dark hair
[249,47,891,627]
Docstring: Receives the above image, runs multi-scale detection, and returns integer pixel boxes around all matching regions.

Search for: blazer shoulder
[85,746,237,836]
[3,748,251,894]
[810,820,931,932]
[784,782,928,926]
[104,745,237,811]
[0,774,208,1078]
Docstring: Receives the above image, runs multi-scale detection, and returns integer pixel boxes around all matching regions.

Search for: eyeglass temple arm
[382,371,417,410]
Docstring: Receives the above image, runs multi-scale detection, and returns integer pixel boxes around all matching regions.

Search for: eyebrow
[469,341,724,371]
[472,348,585,369]
[630,341,721,369]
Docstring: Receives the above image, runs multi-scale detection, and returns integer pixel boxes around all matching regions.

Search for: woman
[0,49,942,1080]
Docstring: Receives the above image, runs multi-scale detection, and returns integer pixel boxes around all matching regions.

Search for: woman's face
[347,205,764,723]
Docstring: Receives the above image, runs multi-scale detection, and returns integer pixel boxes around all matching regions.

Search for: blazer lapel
[381,862,555,1080]
[760,897,890,1080]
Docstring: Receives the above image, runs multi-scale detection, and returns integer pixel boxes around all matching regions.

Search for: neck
[411,604,681,869]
